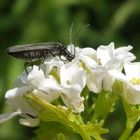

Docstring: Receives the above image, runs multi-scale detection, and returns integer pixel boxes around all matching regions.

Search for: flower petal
[28,66,62,92]
[32,89,60,103]
[108,70,126,81]
[60,62,86,112]
[97,42,114,66]
[19,118,40,127]
[0,111,21,123]
[124,62,140,79]
[123,82,140,105]
[60,63,86,86]
[61,85,84,113]
[115,45,133,54]
[43,57,64,76]
[87,66,114,93]
[5,87,36,116]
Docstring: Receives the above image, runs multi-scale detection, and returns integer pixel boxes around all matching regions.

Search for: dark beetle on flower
[6,42,75,73]
[6,24,89,74]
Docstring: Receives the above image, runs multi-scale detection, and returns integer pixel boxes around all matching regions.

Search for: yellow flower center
[66,80,71,85]
[130,78,140,85]
[50,67,60,82]
[97,58,101,65]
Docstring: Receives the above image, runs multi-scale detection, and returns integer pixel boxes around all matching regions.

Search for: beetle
[6,24,89,74]
[6,42,75,74]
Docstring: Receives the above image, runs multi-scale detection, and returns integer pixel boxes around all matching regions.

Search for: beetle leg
[38,57,45,70]
[59,55,67,63]
[24,61,34,75]
[31,62,34,70]
[24,62,30,75]
[41,57,46,64]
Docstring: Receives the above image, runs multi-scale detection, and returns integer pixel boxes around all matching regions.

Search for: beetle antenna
[69,22,74,56]
[69,23,90,57]
[70,22,74,44]
[73,24,90,46]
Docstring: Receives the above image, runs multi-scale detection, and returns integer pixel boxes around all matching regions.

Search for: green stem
[119,128,133,140]
[119,99,140,140]
[119,120,136,140]
[91,91,117,122]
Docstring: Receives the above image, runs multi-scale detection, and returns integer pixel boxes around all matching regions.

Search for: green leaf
[32,122,81,140]
[25,93,108,140]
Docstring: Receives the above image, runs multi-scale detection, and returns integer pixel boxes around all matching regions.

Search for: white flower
[87,66,114,93]
[67,44,97,69]
[60,62,86,113]
[87,42,135,93]
[1,86,40,127]
[97,42,135,69]
[0,110,39,127]
[1,42,136,125]
[0,53,88,125]
[0,111,21,123]
[110,62,140,105]
[0,63,63,126]
[5,87,36,115]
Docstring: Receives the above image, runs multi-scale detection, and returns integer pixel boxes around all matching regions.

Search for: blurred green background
[0,0,140,139]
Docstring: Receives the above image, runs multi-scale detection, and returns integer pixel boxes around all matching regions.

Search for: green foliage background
[0,0,139,139]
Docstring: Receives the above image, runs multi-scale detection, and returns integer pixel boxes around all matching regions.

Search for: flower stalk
[91,91,117,123]
[119,99,140,140]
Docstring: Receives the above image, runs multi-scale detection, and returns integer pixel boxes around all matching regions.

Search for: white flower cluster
[1,42,139,127]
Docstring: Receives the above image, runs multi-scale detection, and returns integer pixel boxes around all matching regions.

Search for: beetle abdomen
[8,49,47,61]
